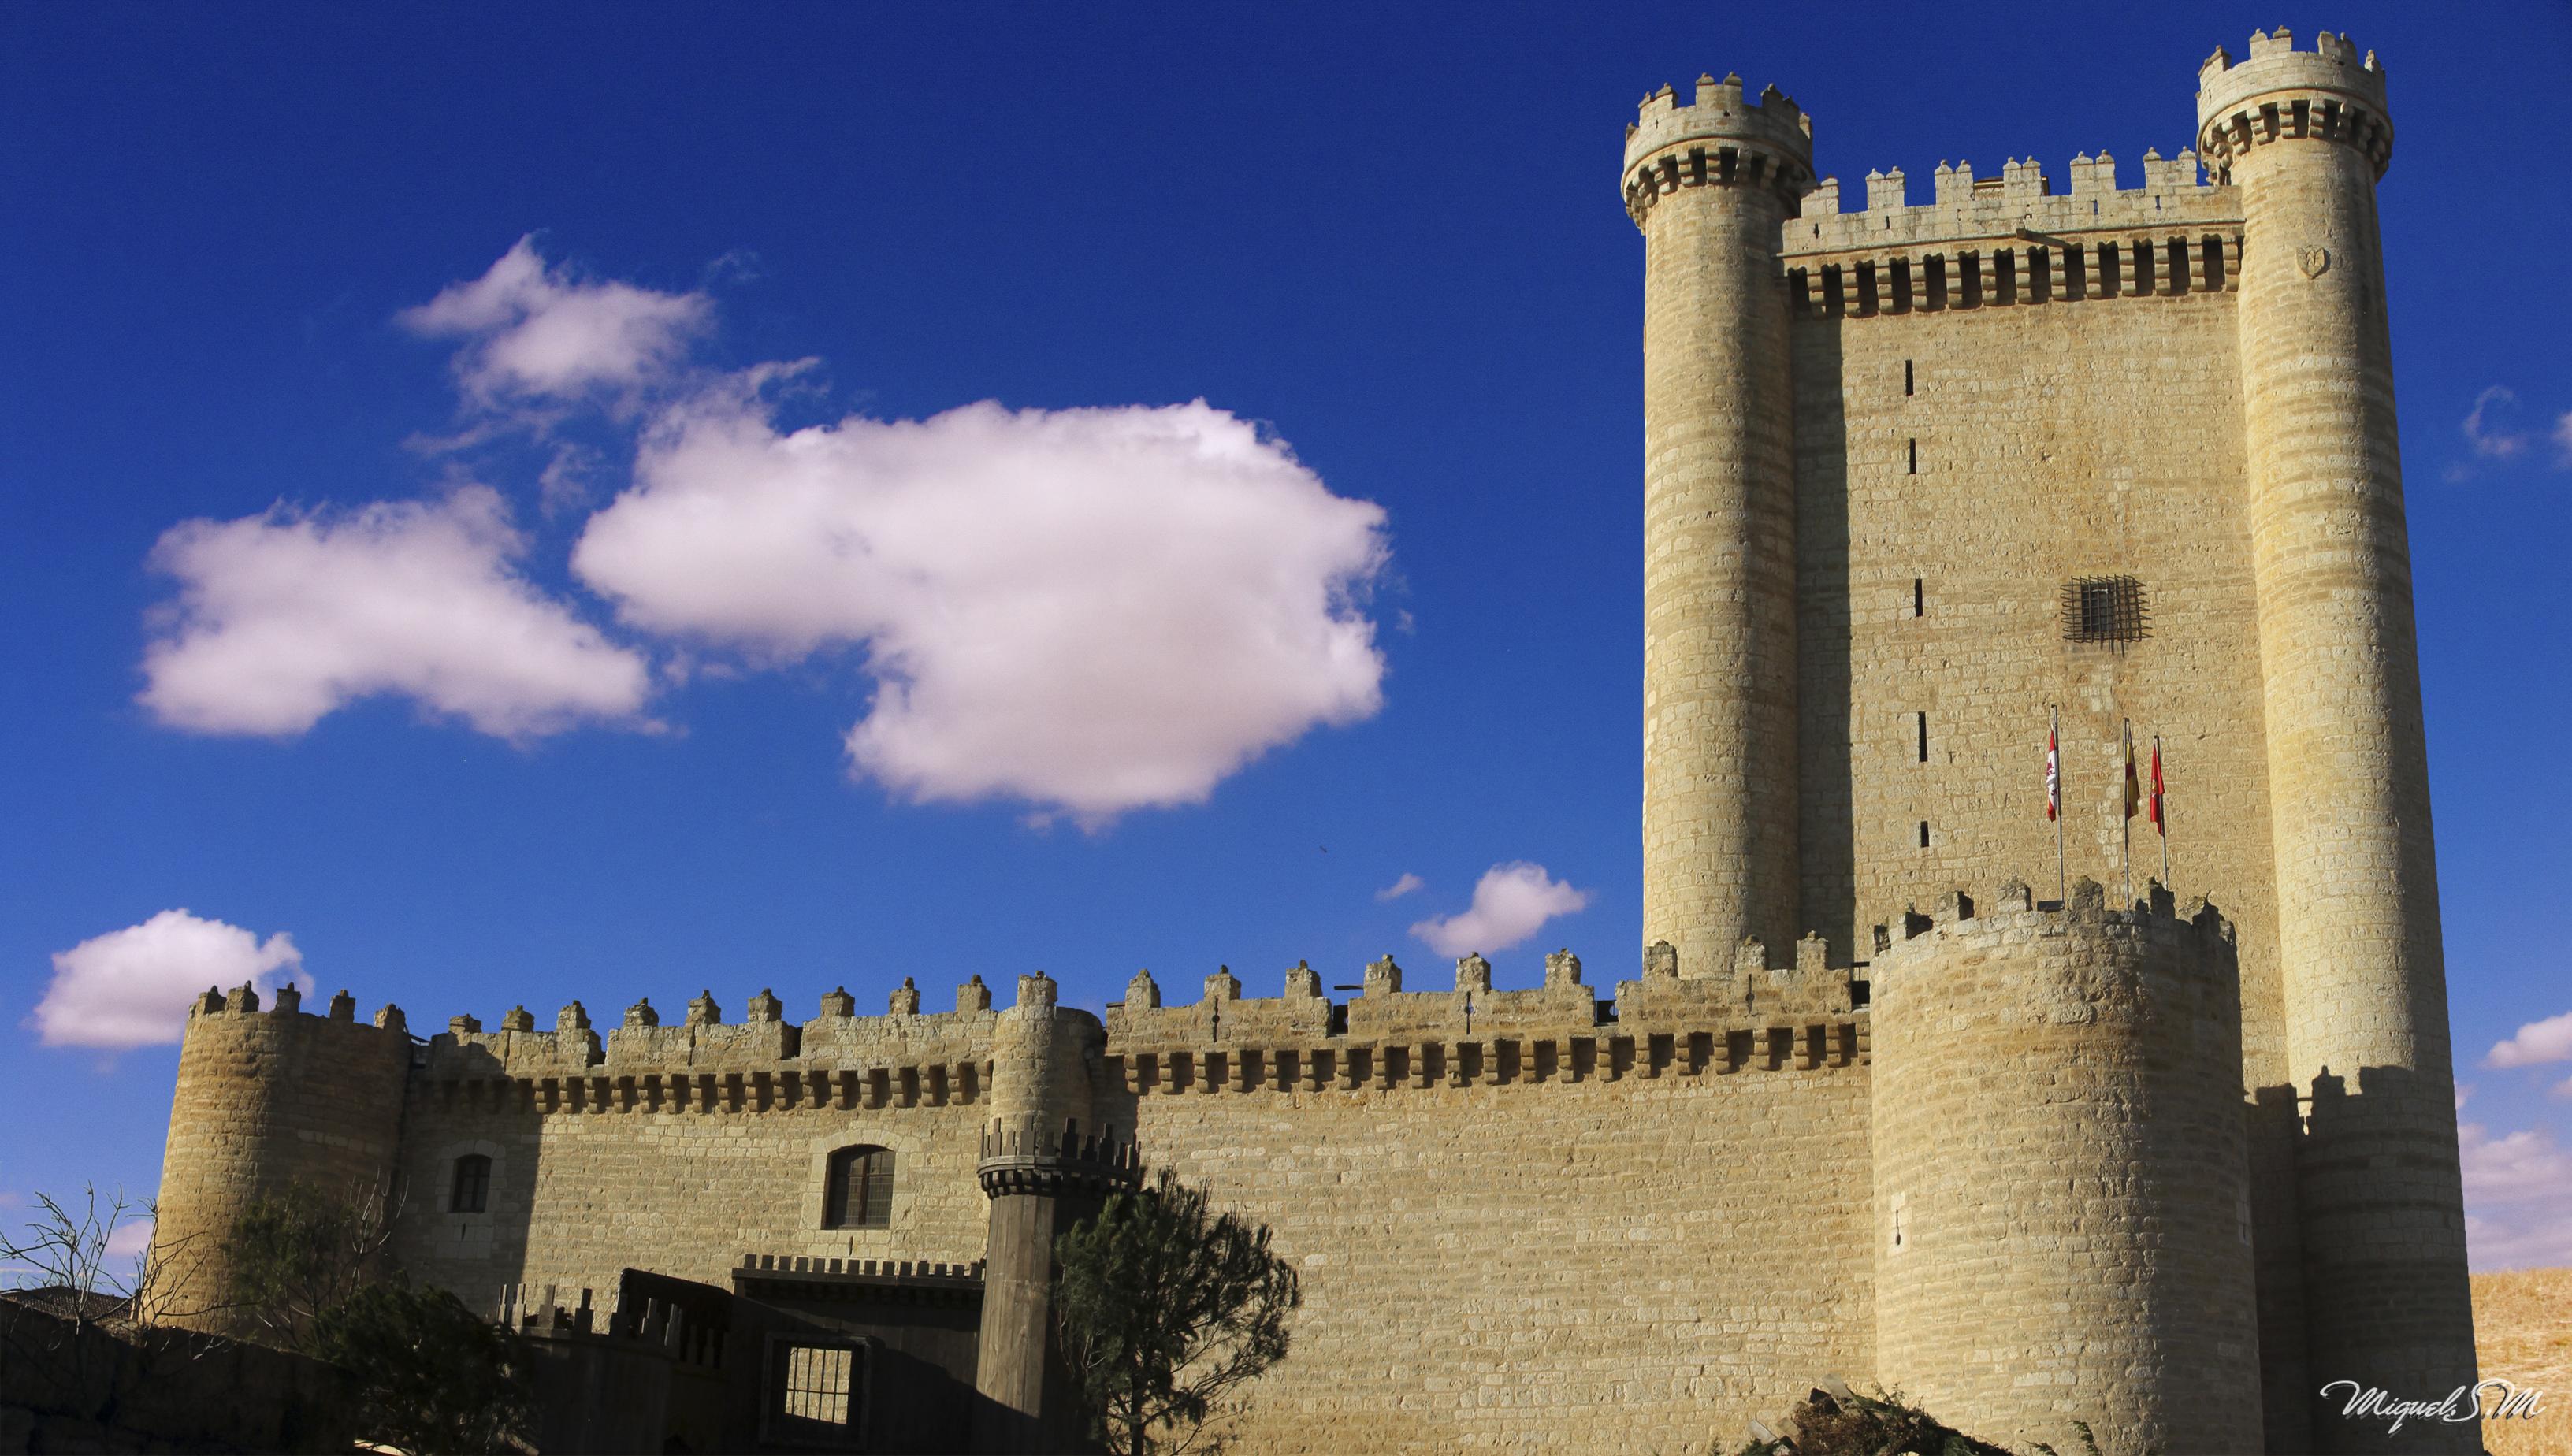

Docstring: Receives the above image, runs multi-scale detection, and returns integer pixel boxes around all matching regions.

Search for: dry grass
[2477,1267,2572,1456]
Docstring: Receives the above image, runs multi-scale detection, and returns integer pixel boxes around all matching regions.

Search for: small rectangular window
[1912,578,1923,617]
[1903,359,1914,396]
[1906,438,1917,474]
[450,1154,490,1215]
[1918,820,1931,849]
[1916,711,1929,763]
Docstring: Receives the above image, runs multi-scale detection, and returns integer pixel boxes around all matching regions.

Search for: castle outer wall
[149,31,2477,1456]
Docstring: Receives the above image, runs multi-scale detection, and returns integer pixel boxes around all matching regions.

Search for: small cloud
[399,236,712,406]
[2460,1117,2572,1270]
[2457,1083,2474,1112]
[536,442,600,516]
[1409,862,1591,958]
[1374,873,1425,903]
[2555,410,2572,467]
[139,485,654,740]
[2487,1009,2572,1069]
[32,910,307,1050]
[2464,386,2529,460]
[106,1216,154,1260]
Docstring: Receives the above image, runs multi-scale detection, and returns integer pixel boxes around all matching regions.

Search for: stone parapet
[2196,29,2392,179]
[1622,72,1816,221]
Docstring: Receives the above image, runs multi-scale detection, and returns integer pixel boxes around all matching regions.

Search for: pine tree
[1053,1168,1300,1456]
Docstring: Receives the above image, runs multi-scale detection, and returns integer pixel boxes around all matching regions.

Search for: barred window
[2061,576,2148,643]
[782,1344,856,1424]
[450,1153,491,1215]
[824,1146,894,1229]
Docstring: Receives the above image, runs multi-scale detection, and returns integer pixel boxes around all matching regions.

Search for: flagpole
[2052,705,2065,906]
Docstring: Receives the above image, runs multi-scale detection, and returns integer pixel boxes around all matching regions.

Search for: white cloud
[140,485,653,740]
[2487,1009,2572,1069]
[32,910,307,1050]
[1408,862,1592,958]
[571,391,1388,821]
[2460,1118,2572,1271]
[106,1216,154,1261]
[2555,410,2572,467]
[1374,873,1425,903]
[2463,386,2529,460]
[397,236,710,403]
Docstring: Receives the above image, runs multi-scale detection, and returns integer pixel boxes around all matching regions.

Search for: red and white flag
[2045,725,2061,822]
[2150,737,2165,834]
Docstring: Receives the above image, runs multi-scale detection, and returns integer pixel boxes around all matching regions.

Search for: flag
[2150,738,2165,834]
[2044,726,2060,822]
[2123,726,2142,820]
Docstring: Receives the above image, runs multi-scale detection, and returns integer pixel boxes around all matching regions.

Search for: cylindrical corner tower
[151,985,412,1332]
[1622,73,1812,975]
[2198,32,2477,1451]
[973,972,1126,1454]
[1869,884,2262,1454]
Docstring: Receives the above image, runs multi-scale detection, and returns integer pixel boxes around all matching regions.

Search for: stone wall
[1869,881,2261,1453]
[387,985,1006,1306]
[152,986,413,1333]
[1786,235,2281,1088]
[1103,955,1875,1454]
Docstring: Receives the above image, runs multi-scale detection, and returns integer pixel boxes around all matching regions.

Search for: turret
[1623,75,1813,976]
[2198,32,2477,1452]
[972,973,1132,1454]
[151,984,413,1332]
[1869,881,2261,1453]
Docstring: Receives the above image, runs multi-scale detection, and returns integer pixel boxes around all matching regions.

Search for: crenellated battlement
[1100,939,1866,1097]
[1779,147,2240,319]
[976,1116,1143,1198]
[2195,29,2392,179]
[413,978,1039,1119]
[1622,72,1816,224]
[187,980,411,1037]
[1871,875,2240,1002]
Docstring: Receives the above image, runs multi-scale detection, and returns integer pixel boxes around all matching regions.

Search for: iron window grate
[2061,576,2148,643]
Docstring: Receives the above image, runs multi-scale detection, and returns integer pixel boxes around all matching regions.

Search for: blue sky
[4,2,2568,1272]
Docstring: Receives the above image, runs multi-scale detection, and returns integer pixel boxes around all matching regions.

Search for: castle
[148,32,2478,1455]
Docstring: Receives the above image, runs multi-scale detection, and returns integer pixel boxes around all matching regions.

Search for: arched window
[824,1146,894,1229]
[451,1153,492,1214]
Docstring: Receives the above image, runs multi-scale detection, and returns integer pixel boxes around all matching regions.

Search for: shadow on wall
[1793,310,1856,957]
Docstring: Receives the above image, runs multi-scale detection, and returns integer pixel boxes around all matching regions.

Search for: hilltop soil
[2477,1267,2572,1456]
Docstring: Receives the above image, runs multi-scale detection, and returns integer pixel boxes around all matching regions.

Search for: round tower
[2197,32,2477,1450]
[1869,882,2262,1454]
[151,984,412,1332]
[1622,74,1812,975]
[972,972,1130,1454]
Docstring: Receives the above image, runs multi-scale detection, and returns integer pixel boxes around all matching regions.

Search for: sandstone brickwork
[1870,880,2260,1453]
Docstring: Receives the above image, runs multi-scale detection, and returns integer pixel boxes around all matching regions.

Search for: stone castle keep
[151,32,2477,1456]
